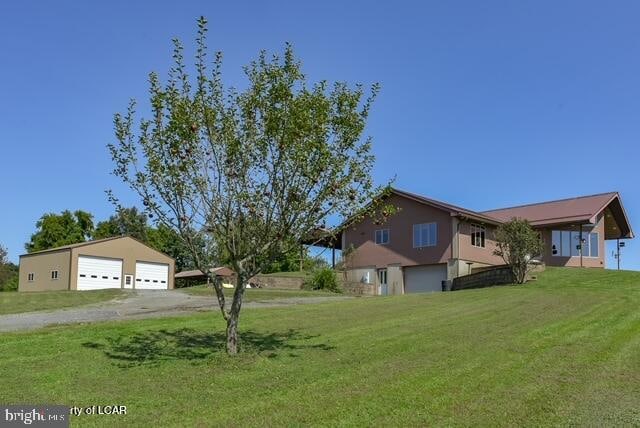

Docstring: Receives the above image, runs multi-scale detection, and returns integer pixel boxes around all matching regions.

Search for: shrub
[305,268,341,293]
[494,218,543,284]
[1,275,18,292]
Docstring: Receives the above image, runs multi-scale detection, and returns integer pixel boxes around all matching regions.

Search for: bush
[494,218,544,284]
[0,257,19,292]
[305,268,341,293]
[1,275,18,291]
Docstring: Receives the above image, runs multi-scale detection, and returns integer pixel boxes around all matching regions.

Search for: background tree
[0,244,19,291]
[147,224,199,271]
[94,207,149,242]
[493,218,543,284]
[26,210,94,253]
[109,17,388,354]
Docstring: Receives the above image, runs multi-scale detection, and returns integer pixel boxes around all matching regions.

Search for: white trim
[470,223,486,248]
[413,223,437,248]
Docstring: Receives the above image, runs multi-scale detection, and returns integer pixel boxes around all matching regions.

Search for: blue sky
[0,1,638,269]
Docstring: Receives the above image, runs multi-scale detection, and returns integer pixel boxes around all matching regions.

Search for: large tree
[26,210,94,253]
[147,224,199,271]
[109,17,387,354]
[94,207,149,242]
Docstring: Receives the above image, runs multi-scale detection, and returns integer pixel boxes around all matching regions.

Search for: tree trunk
[225,272,247,355]
[226,311,239,354]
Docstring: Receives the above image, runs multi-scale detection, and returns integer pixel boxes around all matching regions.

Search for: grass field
[2,267,640,426]
[261,270,312,279]
[0,289,126,315]
[180,284,337,299]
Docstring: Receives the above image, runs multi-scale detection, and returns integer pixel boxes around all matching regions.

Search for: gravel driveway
[0,289,350,333]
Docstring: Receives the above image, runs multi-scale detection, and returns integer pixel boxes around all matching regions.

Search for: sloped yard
[1,267,639,426]
[0,289,126,315]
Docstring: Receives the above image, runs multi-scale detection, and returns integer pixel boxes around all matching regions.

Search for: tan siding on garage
[18,236,175,292]
[18,250,71,292]
[69,237,174,290]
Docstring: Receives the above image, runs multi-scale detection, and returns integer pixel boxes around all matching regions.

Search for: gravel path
[0,290,350,333]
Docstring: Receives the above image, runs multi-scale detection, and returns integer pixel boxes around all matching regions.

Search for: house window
[551,229,599,257]
[51,270,59,280]
[28,273,35,282]
[413,223,437,248]
[470,224,486,248]
[375,229,390,245]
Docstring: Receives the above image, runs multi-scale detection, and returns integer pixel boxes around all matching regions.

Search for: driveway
[0,289,350,333]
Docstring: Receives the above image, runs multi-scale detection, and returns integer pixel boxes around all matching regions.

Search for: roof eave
[451,212,502,226]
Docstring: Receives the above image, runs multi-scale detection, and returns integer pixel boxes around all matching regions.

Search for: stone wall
[340,281,376,296]
[451,263,546,291]
[451,265,515,291]
[252,275,305,290]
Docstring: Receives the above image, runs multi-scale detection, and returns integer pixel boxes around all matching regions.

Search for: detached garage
[19,236,175,291]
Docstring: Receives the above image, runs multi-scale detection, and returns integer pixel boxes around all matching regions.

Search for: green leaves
[26,210,94,253]
[109,16,387,290]
[494,218,544,284]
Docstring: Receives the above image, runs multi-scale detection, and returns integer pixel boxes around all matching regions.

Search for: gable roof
[481,192,633,238]
[382,188,633,238]
[21,236,126,257]
[391,188,503,225]
[482,192,616,225]
[20,236,175,260]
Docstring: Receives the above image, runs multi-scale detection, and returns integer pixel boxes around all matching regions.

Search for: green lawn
[0,289,127,315]
[180,284,338,300]
[261,270,312,279]
[2,267,640,426]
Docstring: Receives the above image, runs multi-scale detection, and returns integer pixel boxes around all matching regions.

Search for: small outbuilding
[18,236,175,291]
[174,267,235,287]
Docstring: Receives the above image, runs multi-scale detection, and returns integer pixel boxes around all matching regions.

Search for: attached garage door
[135,262,169,289]
[77,256,123,290]
[404,264,447,293]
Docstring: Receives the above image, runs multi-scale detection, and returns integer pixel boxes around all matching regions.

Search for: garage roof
[21,236,126,257]
[20,236,176,259]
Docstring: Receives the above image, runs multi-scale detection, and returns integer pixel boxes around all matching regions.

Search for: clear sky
[1,1,638,269]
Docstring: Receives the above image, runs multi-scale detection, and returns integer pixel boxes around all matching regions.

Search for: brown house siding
[458,221,504,266]
[344,194,452,269]
[19,250,71,292]
[338,189,630,290]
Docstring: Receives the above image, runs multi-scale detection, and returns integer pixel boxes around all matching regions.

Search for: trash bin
[441,280,452,292]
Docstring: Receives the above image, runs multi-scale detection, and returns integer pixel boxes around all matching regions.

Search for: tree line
[23,207,320,274]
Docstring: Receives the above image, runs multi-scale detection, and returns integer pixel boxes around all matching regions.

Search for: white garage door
[135,262,169,290]
[77,256,123,290]
[404,264,447,293]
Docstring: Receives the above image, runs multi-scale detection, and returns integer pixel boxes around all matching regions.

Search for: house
[331,189,633,295]
[18,236,175,291]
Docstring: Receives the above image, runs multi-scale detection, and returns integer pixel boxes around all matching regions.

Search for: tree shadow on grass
[82,328,334,367]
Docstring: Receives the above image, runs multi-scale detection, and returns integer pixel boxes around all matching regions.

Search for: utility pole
[616,239,626,270]
[579,225,583,268]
